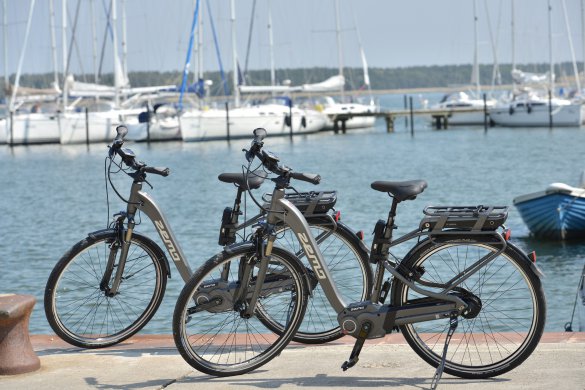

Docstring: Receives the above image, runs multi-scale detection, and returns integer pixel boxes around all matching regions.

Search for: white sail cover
[301,75,345,92]
[239,75,345,94]
[512,69,553,85]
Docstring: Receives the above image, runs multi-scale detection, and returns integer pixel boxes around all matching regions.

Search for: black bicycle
[173,129,546,385]
[44,125,370,348]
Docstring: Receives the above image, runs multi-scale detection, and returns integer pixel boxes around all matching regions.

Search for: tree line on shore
[2,61,581,99]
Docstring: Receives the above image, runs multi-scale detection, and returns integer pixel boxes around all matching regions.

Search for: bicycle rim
[174,246,307,376]
[395,242,545,378]
[47,235,165,347]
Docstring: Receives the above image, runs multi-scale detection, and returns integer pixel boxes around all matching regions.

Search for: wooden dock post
[483,93,488,133]
[385,115,394,133]
[289,98,293,139]
[85,107,90,146]
[9,110,13,146]
[409,96,414,135]
[548,89,553,130]
[403,95,408,128]
[225,102,231,141]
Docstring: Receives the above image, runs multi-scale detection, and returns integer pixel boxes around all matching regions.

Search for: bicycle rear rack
[420,205,508,232]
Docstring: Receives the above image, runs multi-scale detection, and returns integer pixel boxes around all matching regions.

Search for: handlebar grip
[290,172,321,185]
[252,127,267,143]
[245,128,268,163]
[143,166,170,177]
[114,125,128,145]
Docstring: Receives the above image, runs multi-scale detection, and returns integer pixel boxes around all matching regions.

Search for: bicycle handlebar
[244,128,320,186]
[108,124,170,177]
[290,171,321,185]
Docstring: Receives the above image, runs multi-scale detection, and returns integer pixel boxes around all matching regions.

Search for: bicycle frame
[264,185,508,320]
[108,180,193,294]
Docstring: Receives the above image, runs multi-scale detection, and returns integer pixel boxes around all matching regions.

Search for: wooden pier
[328,106,489,134]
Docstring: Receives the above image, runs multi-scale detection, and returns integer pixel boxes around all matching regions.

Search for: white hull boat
[181,104,327,142]
[490,97,582,127]
[4,112,61,145]
[430,92,495,126]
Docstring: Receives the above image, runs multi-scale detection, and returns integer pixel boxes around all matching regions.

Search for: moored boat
[514,183,585,239]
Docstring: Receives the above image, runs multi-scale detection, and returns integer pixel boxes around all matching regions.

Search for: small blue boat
[514,183,585,240]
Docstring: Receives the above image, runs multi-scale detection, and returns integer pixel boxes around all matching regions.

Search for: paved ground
[0,333,584,389]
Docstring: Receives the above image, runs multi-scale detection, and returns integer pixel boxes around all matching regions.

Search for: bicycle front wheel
[44,230,168,348]
[173,244,308,377]
[392,238,546,379]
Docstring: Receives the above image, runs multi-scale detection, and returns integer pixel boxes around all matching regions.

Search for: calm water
[0,92,583,334]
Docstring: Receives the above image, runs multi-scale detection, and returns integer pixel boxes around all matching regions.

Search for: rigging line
[97,0,113,81]
[243,0,257,84]
[178,0,200,111]
[64,0,83,80]
[206,0,229,97]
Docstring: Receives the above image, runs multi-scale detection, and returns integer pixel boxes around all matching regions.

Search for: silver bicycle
[44,125,371,348]
[173,128,546,384]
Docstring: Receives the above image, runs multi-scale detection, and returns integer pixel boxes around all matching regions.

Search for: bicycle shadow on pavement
[169,372,510,389]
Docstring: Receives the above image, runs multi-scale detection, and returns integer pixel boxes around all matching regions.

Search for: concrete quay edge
[0,332,583,390]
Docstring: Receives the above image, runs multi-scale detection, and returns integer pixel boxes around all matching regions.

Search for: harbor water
[0,92,584,334]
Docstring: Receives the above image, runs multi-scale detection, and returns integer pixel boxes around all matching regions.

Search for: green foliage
[2,62,581,99]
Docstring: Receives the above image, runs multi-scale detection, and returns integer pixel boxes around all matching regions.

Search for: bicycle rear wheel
[269,218,371,344]
[44,230,168,348]
[173,244,308,377]
[392,238,546,379]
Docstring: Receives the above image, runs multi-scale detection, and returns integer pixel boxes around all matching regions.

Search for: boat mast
[197,0,203,82]
[111,0,120,108]
[49,0,59,90]
[62,0,68,109]
[3,0,9,92]
[350,4,372,104]
[89,0,98,83]
[582,0,585,83]
[472,0,480,97]
[178,0,200,110]
[230,0,240,107]
[511,0,515,72]
[9,0,36,112]
[561,0,581,93]
[121,0,128,85]
[268,0,275,89]
[548,0,554,94]
[334,0,344,99]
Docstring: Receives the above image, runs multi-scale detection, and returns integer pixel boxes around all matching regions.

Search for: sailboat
[4,0,62,145]
[430,0,496,126]
[180,0,327,142]
[489,0,583,127]
[312,0,377,131]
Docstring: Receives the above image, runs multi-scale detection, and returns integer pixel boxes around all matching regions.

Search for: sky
[3,0,585,79]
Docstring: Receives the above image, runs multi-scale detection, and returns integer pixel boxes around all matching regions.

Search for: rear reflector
[528,251,537,263]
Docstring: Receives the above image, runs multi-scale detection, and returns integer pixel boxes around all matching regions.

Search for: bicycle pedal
[341,357,358,371]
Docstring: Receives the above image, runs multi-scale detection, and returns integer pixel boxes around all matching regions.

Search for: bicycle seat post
[370,196,400,303]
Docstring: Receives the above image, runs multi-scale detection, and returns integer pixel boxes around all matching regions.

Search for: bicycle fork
[233,230,276,318]
[100,214,135,296]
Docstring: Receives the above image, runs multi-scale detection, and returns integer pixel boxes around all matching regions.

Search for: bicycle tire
[391,237,546,379]
[44,230,168,348]
[173,243,308,377]
[264,218,371,344]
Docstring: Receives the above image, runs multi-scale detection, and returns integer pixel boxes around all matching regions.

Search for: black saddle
[370,180,427,202]
[218,171,267,190]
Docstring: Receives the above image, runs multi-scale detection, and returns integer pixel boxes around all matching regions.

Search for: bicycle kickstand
[430,311,459,390]
[341,322,371,371]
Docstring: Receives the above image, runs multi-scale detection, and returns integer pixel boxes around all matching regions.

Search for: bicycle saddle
[370,180,428,202]
[218,171,267,190]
